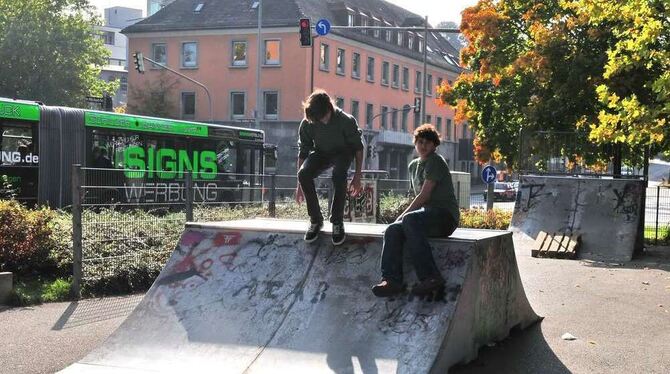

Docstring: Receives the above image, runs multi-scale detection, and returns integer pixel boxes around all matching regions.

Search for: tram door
[0,120,39,204]
[237,144,263,203]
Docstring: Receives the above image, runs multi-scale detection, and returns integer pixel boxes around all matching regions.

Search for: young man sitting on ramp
[372,124,460,298]
[296,90,364,245]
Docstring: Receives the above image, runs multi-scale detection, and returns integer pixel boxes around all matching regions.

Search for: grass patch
[10,277,71,306]
[645,225,669,244]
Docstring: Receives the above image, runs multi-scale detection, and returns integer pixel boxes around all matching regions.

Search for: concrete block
[0,272,13,305]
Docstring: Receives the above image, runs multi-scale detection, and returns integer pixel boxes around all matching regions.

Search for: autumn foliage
[439,0,669,169]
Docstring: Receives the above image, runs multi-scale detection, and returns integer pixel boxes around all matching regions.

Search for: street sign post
[481,165,497,184]
[482,165,497,211]
[316,19,331,36]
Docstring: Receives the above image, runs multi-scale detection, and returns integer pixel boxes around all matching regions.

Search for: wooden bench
[531,231,581,259]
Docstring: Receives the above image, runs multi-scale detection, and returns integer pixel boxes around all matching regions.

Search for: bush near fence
[8,192,666,300]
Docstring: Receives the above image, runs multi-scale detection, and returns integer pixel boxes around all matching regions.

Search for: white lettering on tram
[0,151,39,164]
[123,182,219,203]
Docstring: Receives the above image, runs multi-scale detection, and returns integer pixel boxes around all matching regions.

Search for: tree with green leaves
[439,0,668,171]
[126,71,178,119]
[0,0,117,107]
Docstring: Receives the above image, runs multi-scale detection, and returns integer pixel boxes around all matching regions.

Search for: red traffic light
[301,20,309,28]
[299,18,312,48]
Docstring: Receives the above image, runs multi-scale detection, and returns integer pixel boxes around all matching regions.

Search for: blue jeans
[381,207,458,283]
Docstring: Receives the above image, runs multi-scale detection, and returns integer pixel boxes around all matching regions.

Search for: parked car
[483,182,517,201]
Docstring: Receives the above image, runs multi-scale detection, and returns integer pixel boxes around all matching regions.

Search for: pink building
[123,0,478,180]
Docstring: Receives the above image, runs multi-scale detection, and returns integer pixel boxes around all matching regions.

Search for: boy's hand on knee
[348,174,362,196]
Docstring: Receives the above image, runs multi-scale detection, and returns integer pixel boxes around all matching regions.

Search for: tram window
[215,141,237,174]
[90,131,143,169]
[1,122,36,166]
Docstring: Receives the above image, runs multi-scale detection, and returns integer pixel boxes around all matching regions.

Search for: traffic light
[299,18,312,47]
[132,52,145,74]
[413,97,421,113]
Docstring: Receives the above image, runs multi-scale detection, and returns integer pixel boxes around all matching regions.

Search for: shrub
[0,200,65,275]
[459,208,512,230]
[9,277,71,306]
[378,193,412,224]
[42,278,71,302]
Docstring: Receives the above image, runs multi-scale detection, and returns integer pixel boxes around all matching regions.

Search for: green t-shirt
[408,152,460,223]
[297,108,364,158]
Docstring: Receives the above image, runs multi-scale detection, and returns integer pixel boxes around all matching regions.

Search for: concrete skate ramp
[511,175,645,262]
[62,219,539,373]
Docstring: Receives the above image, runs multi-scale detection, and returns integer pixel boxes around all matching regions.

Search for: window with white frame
[381,61,389,85]
[181,42,197,68]
[352,52,360,78]
[264,40,280,65]
[402,67,409,90]
[384,22,392,42]
[361,16,368,35]
[232,41,247,66]
[152,43,167,66]
[231,92,245,118]
[415,71,422,93]
[347,13,354,26]
[418,37,424,52]
[397,31,404,47]
[427,74,433,95]
[320,43,329,71]
[436,117,442,134]
[367,57,375,81]
[446,118,452,140]
[336,97,345,109]
[402,105,410,130]
[264,91,278,119]
[351,100,359,121]
[380,106,388,129]
[181,92,195,118]
[373,20,380,38]
[392,64,399,88]
[391,108,398,130]
[365,103,373,129]
[336,48,345,75]
[408,33,414,50]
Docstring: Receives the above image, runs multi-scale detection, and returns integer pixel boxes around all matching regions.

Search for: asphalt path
[1,245,669,373]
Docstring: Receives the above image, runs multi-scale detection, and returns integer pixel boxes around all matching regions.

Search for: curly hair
[302,89,334,123]
[413,124,441,146]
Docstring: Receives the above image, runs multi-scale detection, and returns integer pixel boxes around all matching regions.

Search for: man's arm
[396,179,436,221]
[348,149,363,196]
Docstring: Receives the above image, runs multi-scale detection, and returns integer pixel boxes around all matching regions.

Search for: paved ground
[1,246,669,374]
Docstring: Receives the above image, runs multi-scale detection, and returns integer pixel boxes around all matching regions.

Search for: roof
[122,0,463,73]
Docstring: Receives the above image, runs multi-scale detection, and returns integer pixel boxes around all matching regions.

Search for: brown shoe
[410,277,445,297]
[371,279,404,298]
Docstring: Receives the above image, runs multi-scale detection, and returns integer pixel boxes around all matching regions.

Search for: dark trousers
[381,207,458,283]
[298,152,353,224]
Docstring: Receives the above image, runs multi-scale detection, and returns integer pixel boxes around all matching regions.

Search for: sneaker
[371,279,405,298]
[304,221,323,243]
[411,276,445,297]
[332,222,346,246]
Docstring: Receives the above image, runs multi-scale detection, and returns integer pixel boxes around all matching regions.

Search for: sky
[90,0,479,25]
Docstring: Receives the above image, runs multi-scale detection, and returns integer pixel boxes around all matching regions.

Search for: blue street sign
[482,165,497,184]
[316,19,331,36]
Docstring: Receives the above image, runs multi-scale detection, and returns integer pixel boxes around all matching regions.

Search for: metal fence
[645,185,670,245]
[519,130,645,177]
[69,164,669,297]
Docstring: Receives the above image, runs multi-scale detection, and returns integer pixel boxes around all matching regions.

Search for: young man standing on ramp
[372,124,460,298]
[296,90,364,245]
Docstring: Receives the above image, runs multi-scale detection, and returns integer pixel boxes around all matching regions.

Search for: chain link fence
[645,185,670,245]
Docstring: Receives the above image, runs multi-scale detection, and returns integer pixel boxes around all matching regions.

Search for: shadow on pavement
[52,294,143,330]
[451,321,570,374]
[580,246,670,272]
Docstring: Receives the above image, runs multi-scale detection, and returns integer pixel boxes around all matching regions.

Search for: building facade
[124,0,479,180]
[97,7,143,107]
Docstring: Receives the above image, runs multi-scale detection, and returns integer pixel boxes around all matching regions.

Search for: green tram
[0,97,271,207]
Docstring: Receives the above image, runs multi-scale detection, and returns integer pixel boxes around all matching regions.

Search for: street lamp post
[255,0,263,129]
